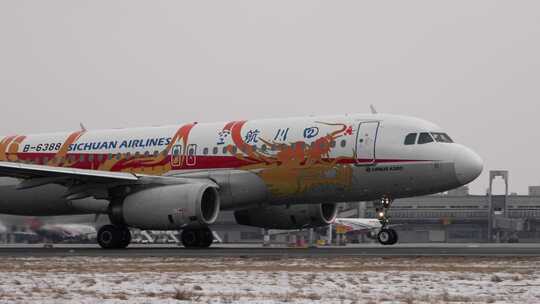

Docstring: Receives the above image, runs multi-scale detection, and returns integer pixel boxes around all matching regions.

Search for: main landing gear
[97,225,132,249]
[376,195,398,245]
[181,227,214,249]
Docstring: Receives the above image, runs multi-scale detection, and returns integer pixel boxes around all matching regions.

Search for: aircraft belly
[256,161,462,205]
[349,161,461,200]
[257,164,355,205]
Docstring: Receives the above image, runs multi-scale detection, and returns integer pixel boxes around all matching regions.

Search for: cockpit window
[404,133,417,145]
[431,132,454,143]
[418,132,434,144]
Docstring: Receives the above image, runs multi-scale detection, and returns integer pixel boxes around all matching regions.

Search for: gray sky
[1,1,539,195]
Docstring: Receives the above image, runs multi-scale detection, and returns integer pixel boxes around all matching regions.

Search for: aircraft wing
[0,161,217,200]
[0,161,138,182]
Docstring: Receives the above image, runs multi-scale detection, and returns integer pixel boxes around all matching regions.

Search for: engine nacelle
[234,203,338,230]
[115,183,220,230]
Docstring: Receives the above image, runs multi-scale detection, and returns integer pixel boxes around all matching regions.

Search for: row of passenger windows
[404,132,453,145]
[176,140,349,156]
[12,139,351,163]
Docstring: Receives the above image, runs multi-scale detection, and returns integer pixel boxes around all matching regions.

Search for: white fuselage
[0,113,483,215]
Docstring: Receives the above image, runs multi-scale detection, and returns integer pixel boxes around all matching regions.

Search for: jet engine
[111,183,220,230]
[234,203,338,230]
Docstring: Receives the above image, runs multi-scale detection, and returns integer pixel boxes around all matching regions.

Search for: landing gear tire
[97,225,131,249]
[197,228,214,248]
[377,228,398,245]
[181,228,213,249]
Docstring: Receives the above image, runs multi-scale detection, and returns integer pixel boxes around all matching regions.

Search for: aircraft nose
[454,146,483,185]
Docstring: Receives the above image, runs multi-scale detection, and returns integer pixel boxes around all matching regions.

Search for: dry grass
[490,274,503,283]
[1,256,539,275]
[173,288,201,301]
[2,256,539,303]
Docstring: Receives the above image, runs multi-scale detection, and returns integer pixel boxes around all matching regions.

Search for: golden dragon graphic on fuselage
[219,120,355,198]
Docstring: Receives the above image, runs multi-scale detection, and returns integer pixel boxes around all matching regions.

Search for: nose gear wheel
[377,195,398,245]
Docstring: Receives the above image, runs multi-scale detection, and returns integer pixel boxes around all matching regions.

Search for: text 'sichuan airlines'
[0,113,482,248]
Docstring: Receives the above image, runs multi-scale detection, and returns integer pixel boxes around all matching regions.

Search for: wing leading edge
[0,161,218,201]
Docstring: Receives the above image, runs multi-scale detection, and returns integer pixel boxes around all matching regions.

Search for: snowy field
[0,256,539,303]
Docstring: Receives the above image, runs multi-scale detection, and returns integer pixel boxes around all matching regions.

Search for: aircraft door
[171,144,183,167]
[355,121,380,164]
[186,144,197,166]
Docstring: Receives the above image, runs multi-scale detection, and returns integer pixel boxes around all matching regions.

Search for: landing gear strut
[97,225,132,249]
[181,227,214,249]
[377,195,398,245]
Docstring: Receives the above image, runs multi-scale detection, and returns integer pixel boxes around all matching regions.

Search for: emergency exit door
[355,121,379,164]
[171,144,183,167]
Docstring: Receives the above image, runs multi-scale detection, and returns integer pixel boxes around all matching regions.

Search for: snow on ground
[0,256,539,303]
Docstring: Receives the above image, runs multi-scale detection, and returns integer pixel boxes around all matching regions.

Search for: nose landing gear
[377,195,398,245]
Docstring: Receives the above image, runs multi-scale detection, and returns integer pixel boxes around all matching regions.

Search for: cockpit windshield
[418,132,434,144]
[403,132,454,145]
[431,133,453,143]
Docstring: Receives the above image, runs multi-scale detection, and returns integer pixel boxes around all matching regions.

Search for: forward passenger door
[355,121,379,165]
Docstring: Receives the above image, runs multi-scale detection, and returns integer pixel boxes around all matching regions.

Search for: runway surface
[0,243,539,257]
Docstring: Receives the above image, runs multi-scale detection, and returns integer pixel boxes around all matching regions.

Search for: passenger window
[404,133,417,145]
[213,147,218,155]
[340,140,346,148]
[222,147,227,154]
[418,132,434,144]
[330,141,336,148]
[231,146,237,154]
[203,148,208,155]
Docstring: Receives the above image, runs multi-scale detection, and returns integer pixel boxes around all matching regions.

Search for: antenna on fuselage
[369,105,378,114]
[80,123,87,132]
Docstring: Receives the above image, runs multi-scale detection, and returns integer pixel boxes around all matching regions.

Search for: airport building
[211,183,540,244]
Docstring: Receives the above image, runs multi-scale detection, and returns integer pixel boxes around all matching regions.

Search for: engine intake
[114,183,220,230]
[234,203,337,230]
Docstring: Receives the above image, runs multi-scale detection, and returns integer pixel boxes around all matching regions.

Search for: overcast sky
[1,1,539,195]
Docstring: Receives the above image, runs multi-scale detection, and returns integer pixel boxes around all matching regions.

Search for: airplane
[333,218,392,244]
[24,218,97,243]
[0,113,483,249]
